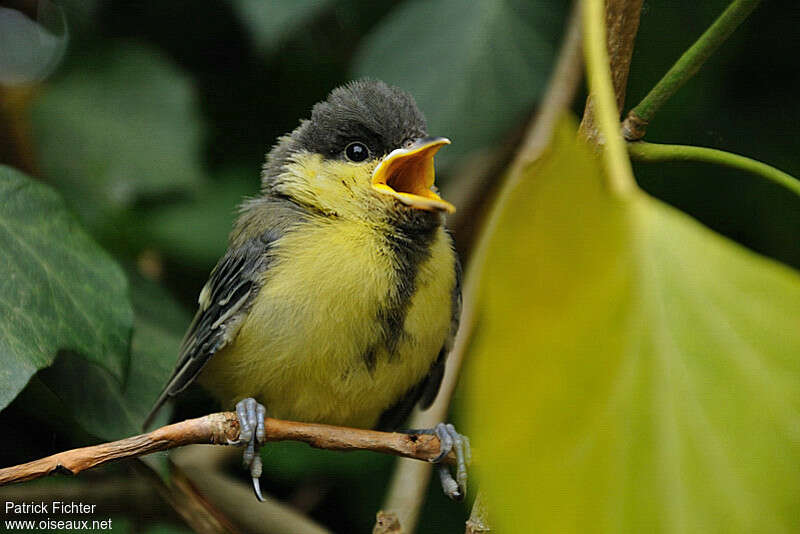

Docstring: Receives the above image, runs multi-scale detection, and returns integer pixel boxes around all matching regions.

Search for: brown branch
[578,0,644,145]
[373,511,403,534]
[132,457,243,534]
[0,413,455,487]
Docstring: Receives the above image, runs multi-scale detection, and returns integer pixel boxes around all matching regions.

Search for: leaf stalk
[628,141,800,197]
[582,0,638,197]
[623,0,762,140]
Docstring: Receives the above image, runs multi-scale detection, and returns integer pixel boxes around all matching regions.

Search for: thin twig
[628,141,800,196]
[464,490,490,534]
[373,511,403,534]
[377,283,477,531]
[131,457,242,534]
[172,446,331,534]
[578,0,643,145]
[623,0,762,140]
[0,413,455,486]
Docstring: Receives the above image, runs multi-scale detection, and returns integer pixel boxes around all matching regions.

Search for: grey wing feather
[142,238,270,429]
[376,253,462,431]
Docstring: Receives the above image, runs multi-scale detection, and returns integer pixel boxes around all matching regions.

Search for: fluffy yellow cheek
[279,154,385,218]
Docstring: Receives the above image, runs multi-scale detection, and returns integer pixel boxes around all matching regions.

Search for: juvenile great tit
[145,79,468,501]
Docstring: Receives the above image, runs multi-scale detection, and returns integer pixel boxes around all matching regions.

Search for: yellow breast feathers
[199,218,456,428]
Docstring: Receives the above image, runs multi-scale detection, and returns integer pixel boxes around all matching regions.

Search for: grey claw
[438,464,461,501]
[253,477,265,502]
[462,435,472,464]
[456,434,470,490]
[434,422,470,500]
[243,439,255,468]
[406,422,471,501]
[251,453,264,501]
[448,425,468,492]
[236,400,253,444]
[235,398,268,502]
[256,403,266,443]
[432,422,453,463]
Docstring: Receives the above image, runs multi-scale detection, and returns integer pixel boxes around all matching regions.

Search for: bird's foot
[235,397,267,502]
[408,422,471,501]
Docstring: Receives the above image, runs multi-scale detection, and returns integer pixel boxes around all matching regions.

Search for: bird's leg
[235,397,267,501]
[406,422,471,501]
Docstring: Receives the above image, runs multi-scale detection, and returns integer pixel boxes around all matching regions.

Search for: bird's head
[262,80,454,227]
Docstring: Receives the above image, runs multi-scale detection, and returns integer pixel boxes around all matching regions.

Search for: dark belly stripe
[366,223,438,369]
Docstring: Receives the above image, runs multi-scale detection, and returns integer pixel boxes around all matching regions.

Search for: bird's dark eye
[345,142,370,162]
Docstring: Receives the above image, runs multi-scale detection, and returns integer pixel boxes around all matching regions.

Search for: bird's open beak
[371,137,455,213]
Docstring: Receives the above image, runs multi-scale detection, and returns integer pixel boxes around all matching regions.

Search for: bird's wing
[418,253,462,410]
[143,236,272,429]
[376,253,462,431]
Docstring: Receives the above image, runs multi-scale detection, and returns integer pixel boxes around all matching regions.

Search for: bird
[144,79,468,501]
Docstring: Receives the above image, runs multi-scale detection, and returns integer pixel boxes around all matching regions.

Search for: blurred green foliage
[354,0,562,166]
[31,42,206,231]
[0,0,798,532]
[233,0,336,56]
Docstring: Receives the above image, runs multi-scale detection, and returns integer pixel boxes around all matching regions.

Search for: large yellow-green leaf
[465,118,800,532]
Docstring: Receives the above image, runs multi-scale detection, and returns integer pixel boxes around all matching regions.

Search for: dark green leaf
[0,166,132,410]
[38,274,189,440]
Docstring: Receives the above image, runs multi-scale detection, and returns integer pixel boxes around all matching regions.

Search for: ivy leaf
[0,166,132,411]
[465,118,800,532]
[37,274,189,440]
[353,0,560,166]
[31,42,206,229]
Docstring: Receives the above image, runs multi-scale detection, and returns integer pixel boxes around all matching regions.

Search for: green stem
[625,0,762,138]
[628,142,800,197]
[583,0,637,197]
